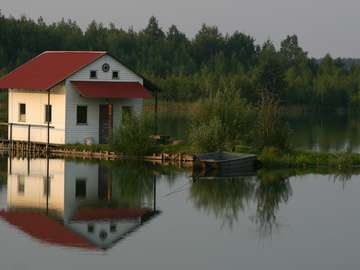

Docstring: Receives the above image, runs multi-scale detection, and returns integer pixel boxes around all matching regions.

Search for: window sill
[76,123,88,126]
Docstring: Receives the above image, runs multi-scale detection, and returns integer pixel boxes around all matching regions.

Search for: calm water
[0,156,360,269]
[158,110,360,152]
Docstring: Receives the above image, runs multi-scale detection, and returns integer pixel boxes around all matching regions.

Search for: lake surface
[158,110,360,152]
[0,156,360,269]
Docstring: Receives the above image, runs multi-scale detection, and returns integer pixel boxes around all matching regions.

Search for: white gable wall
[70,54,143,82]
[67,219,140,249]
[64,54,144,144]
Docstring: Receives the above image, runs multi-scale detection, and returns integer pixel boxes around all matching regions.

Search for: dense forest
[1,12,360,109]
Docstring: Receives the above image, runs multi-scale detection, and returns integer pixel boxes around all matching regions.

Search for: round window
[102,63,110,72]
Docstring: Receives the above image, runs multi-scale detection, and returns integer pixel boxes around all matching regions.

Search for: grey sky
[1,0,359,58]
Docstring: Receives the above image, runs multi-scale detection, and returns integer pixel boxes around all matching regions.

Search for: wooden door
[99,104,113,144]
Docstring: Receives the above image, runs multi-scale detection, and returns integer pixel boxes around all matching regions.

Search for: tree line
[1,12,360,109]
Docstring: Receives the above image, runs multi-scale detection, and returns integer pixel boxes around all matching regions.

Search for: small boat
[194,151,258,174]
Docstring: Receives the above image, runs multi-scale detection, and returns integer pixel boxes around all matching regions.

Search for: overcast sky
[1,0,359,58]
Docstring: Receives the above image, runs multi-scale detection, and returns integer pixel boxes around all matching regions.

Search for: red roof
[0,51,106,90]
[72,207,152,221]
[72,81,152,99]
[0,211,97,250]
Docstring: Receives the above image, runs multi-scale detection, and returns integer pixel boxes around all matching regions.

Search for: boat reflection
[0,157,159,250]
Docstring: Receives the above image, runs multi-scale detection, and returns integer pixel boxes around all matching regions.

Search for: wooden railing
[0,122,54,145]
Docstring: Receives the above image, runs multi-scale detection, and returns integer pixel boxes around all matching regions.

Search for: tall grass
[189,87,291,153]
[111,113,154,156]
[189,88,254,152]
[251,92,290,150]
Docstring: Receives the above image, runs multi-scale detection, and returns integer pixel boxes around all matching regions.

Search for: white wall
[8,84,66,144]
[65,54,144,144]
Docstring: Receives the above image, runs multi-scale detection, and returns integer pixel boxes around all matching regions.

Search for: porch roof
[72,81,152,99]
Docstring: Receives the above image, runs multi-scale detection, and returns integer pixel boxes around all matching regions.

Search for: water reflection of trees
[106,160,185,208]
[190,178,256,228]
[288,112,360,152]
[252,170,292,237]
[190,167,360,237]
[190,170,293,235]
[109,160,156,207]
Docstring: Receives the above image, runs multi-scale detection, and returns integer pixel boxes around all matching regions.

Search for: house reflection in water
[0,157,159,250]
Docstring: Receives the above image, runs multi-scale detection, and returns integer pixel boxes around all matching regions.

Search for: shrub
[189,87,254,152]
[111,113,154,156]
[189,117,226,152]
[331,152,354,169]
[251,92,290,151]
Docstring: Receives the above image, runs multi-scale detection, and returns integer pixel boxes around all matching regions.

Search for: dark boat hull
[194,152,258,176]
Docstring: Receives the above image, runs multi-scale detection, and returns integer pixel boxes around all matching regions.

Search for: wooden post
[9,154,12,175]
[27,124,31,151]
[9,123,13,150]
[154,89,158,135]
[153,175,157,211]
[45,154,49,215]
[27,156,30,176]
[47,89,50,153]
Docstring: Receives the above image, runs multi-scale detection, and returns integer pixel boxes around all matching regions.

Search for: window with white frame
[112,71,119,79]
[90,70,97,79]
[76,105,88,125]
[75,178,87,199]
[122,106,133,120]
[19,103,26,122]
[45,104,52,123]
[43,176,51,197]
[17,175,25,195]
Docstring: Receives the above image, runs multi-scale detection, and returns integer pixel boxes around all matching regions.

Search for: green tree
[226,31,258,71]
[192,24,224,68]
[280,35,307,68]
[255,41,287,99]
[143,16,165,40]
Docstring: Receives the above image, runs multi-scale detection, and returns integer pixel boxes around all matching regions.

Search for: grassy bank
[57,142,193,155]
[57,142,360,170]
[258,148,360,169]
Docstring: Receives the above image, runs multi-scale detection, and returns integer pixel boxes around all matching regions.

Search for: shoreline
[3,140,360,171]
